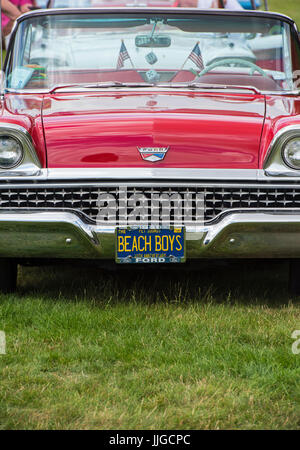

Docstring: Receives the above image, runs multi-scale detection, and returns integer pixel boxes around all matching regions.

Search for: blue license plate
[115,228,186,264]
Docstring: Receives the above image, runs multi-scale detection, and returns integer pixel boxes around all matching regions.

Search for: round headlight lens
[283,138,300,169]
[0,136,23,169]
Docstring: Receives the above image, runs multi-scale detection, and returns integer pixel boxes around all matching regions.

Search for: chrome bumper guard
[1,209,300,259]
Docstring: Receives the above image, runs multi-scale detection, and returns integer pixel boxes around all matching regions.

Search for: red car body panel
[2,91,300,170]
[41,91,266,169]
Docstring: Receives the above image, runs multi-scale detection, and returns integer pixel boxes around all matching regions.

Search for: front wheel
[289,260,300,296]
[0,260,17,293]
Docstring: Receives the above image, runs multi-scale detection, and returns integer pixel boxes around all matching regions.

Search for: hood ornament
[137,147,169,163]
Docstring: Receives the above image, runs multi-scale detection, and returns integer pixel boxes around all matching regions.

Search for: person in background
[2,0,35,52]
[179,0,243,8]
[2,1,34,38]
[1,0,21,22]
[206,0,243,8]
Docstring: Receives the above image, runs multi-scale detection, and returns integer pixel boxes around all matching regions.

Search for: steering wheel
[197,58,268,78]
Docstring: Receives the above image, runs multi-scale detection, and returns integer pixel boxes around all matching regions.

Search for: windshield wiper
[49,81,155,93]
[49,81,261,95]
[181,82,261,95]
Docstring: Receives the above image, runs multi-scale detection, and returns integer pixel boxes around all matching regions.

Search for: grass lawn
[268,0,300,27]
[0,261,299,429]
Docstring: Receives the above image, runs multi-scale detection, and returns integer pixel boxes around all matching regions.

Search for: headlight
[0,136,23,169]
[282,138,300,169]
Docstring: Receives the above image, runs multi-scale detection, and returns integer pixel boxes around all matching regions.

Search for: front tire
[289,260,300,296]
[0,260,17,293]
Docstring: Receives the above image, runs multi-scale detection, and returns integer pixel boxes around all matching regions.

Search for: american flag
[187,43,204,71]
[116,40,130,70]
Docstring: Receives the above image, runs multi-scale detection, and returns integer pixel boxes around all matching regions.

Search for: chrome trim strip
[15,8,298,27]
[2,209,300,259]
[46,168,259,180]
[45,168,300,181]
[0,167,260,181]
[2,179,300,189]
[3,166,300,182]
[0,123,42,177]
[5,87,299,96]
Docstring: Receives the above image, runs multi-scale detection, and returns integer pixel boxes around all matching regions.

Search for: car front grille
[1,183,300,224]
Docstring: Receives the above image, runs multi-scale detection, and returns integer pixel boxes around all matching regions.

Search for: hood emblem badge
[137,147,169,163]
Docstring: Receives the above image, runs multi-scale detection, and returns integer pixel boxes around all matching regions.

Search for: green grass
[0,261,299,429]
[268,0,300,27]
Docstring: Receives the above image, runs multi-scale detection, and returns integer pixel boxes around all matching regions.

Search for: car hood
[41,91,266,168]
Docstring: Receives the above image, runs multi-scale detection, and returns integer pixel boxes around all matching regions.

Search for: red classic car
[1,7,300,293]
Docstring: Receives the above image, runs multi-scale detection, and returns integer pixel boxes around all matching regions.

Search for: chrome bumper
[1,209,300,260]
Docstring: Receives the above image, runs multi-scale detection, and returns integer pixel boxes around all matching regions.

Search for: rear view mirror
[135,35,171,48]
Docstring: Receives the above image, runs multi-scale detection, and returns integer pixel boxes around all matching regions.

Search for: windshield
[6,12,300,92]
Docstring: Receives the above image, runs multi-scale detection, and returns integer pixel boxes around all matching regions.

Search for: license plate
[115,227,186,264]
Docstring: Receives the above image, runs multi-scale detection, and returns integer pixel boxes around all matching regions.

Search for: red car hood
[42,91,266,169]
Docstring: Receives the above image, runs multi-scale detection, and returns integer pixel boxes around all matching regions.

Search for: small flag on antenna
[116,40,130,70]
[187,42,204,71]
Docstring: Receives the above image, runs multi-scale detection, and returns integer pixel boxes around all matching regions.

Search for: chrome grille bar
[1,183,300,224]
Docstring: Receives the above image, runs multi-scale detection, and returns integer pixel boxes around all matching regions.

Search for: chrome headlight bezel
[264,126,300,177]
[282,137,300,170]
[0,124,41,177]
[0,135,24,169]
